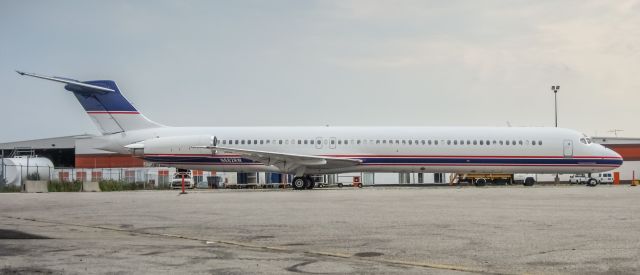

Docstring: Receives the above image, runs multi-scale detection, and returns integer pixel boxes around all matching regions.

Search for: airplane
[17,71,623,189]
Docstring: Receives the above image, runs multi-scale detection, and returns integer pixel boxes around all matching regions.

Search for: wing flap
[191,145,361,171]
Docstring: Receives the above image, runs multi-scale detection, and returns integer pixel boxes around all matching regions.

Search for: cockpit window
[580,137,593,144]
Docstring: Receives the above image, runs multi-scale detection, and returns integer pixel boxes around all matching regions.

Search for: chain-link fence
[0,163,54,187]
[0,164,177,188]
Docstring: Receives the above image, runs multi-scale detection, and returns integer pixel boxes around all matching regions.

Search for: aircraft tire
[304,176,315,189]
[338,183,343,188]
[587,178,598,187]
[474,178,487,187]
[292,177,306,190]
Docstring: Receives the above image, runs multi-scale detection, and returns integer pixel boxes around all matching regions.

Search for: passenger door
[563,139,573,158]
[329,137,337,149]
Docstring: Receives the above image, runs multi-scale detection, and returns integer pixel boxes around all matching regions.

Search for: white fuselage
[97,126,622,175]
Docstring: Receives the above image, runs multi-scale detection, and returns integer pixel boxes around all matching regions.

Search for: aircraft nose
[607,148,623,167]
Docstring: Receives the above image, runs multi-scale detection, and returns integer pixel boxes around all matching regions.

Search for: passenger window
[434,140,439,145]
[447,140,451,145]
[506,140,510,145]
[402,140,406,144]
[330,140,335,145]
[480,140,484,145]
[298,140,302,145]
[345,140,349,145]
[539,140,543,145]
[421,140,425,145]
[473,140,477,145]
[285,140,290,145]
[409,140,413,145]
[499,140,503,145]
[512,140,516,146]
[279,140,283,145]
[222,140,226,145]
[428,140,432,145]
[357,140,361,144]
[453,140,458,145]
[519,140,523,145]
[338,140,342,145]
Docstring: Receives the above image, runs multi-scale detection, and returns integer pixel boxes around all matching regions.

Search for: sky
[1,0,639,142]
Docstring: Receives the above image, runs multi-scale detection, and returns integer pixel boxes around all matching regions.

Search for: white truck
[569,173,613,186]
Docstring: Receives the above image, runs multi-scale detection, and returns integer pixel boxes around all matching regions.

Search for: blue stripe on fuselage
[142,156,622,166]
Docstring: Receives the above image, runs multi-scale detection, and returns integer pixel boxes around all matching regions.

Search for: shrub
[98,180,156,191]
[0,184,21,193]
[26,172,41,181]
[48,180,82,192]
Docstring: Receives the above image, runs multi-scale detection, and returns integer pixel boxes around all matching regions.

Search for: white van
[595,172,614,184]
[569,173,613,185]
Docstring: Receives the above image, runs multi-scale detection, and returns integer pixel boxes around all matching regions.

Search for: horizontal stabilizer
[16,70,115,94]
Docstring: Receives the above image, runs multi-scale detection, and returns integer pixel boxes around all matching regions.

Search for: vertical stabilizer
[16,71,163,135]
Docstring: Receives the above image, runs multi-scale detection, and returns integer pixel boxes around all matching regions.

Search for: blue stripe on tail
[64,80,137,112]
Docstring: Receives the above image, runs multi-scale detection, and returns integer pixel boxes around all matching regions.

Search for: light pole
[551,85,560,127]
[551,85,560,185]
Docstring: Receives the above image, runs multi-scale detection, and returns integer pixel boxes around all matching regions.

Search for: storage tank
[1,157,54,186]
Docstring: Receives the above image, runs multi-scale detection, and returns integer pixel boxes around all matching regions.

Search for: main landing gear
[292,176,315,190]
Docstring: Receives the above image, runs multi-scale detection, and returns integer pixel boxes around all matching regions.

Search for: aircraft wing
[191,145,362,172]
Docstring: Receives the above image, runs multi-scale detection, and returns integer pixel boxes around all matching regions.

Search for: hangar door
[563,139,573,158]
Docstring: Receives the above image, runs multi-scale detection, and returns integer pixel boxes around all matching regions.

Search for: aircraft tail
[17,71,163,135]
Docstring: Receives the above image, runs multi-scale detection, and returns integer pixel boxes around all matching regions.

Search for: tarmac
[1,185,639,274]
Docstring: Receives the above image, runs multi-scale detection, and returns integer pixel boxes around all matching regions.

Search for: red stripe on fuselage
[87,111,140,114]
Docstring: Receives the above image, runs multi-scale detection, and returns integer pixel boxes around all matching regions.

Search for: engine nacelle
[125,135,214,156]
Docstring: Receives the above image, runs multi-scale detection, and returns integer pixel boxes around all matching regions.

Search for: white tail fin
[17,71,163,134]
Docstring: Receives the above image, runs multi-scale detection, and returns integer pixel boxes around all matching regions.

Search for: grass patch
[0,184,21,193]
[48,180,82,192]
[99,180,168,191]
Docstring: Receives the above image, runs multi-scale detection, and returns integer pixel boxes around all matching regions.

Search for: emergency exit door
[563,139,573,157]
[315,137,323,149]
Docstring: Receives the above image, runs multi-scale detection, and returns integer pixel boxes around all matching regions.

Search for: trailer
[454,173,536,186]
